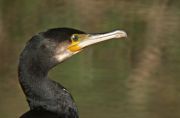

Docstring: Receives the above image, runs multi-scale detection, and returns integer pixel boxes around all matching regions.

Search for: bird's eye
[71,35,79,42]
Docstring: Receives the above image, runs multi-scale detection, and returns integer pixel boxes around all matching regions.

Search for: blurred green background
[0,0,180,118]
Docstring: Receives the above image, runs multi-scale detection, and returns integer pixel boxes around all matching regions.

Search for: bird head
[42,28,127,63]
[22,28,127,70]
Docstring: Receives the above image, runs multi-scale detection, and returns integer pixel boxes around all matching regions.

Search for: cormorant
[18,27,127,118]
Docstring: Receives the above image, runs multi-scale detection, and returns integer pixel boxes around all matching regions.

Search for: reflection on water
[0,0,180,118]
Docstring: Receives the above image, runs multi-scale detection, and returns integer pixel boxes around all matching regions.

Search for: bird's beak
[68,30,127,52]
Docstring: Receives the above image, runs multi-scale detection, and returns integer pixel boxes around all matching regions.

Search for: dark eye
[72,35,79,42]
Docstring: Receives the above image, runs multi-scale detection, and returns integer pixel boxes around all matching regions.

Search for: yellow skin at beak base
[68,41,81,52]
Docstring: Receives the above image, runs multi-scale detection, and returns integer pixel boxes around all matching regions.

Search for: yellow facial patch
[68,41,81,52]
[67,34,88,52]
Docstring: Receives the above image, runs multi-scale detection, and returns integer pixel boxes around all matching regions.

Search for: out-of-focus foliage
[0,0,180,118]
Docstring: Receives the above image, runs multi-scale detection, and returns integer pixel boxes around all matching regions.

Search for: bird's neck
[18,55,50,101]
[18,57,49,82]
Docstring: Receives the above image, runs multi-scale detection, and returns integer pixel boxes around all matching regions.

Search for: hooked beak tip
[114,30,127,39]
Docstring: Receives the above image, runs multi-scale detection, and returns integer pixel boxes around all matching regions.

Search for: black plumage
[18,27,126,118]
[18,28,85,118]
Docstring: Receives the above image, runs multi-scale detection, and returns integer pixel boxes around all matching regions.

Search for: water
[0,0,180,118]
